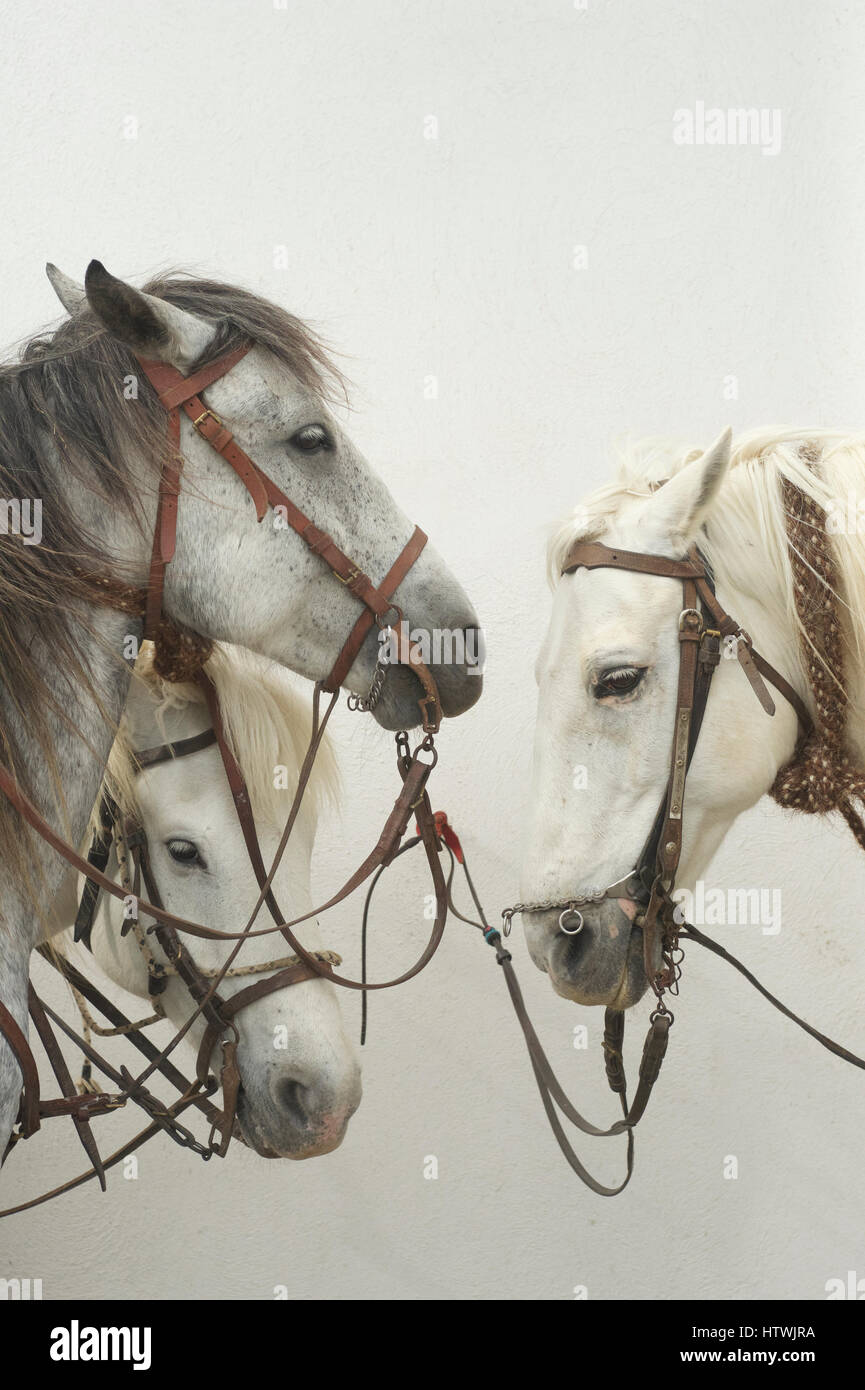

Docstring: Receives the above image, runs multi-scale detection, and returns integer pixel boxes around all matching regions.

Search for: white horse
[522,427,865,1006]
[55,643,361,1160]
[0,261,480,1157]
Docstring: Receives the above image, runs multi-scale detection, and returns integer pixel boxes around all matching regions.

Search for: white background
[2,0,865,1301]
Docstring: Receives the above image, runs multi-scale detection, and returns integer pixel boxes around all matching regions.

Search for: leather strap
[73,792,118,948]
[137,346,441,731]
[562,540,705,579]
[438,832,671,1197]
[0,735,442,968]
[0,989,125,1168]
[129,830,234,1042]
[694,576,813,732]
[682,922,865,1069]
[37,946,224,1131]
[133,728,217,769]
[141,398,181,642]
[323,524,428,693]
[194,671,283,927]
[0,1089,210,1219]
[0,999,40,1142]
[144,345,253,411]
[195,961,321,1090]
[27,986,107,1188]
[496,954,671,1196]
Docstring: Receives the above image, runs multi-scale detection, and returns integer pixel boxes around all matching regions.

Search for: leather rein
[0,342,451,1213]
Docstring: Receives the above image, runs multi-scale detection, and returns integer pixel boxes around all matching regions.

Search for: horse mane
[0,270,346,886]
[94,642,340,838]
[548,427,865,761]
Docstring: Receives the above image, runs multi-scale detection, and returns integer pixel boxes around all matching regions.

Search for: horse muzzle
[525,896,654,1008]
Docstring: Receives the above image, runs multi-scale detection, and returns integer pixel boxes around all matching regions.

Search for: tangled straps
[0,686,450,1213]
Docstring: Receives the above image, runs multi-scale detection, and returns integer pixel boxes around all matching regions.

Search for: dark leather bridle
[490,535,865,1195]
[0,342,454,1211]
[554,539,812,993]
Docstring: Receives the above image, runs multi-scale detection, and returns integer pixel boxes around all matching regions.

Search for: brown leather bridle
[491,535,865,1195]
[135,344,442,727]
[553,538,812,995]
[0,342,455,1210]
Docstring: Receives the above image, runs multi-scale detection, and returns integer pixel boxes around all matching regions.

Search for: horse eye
[289,423,331,453]
[595,666,645,699]
[166,838,204,867]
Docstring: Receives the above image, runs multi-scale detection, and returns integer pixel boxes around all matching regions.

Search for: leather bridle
[104,704,344,1160]
[0,341,453,1210]
[542,538,813,996]
[134,344,442,728]
[490,535,865,1195]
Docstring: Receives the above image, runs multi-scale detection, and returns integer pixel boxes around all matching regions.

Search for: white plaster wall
[1,0,864,1301]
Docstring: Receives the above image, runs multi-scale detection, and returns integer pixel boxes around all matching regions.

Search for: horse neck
[0,602,136,1153]
[24,427,157,922]
[4,606,139,950]
[0,415,154,1151]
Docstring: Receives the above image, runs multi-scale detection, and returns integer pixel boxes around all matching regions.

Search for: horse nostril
[274,1076,310,1129]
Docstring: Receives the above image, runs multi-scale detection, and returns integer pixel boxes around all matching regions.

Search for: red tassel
[417,809,464,863]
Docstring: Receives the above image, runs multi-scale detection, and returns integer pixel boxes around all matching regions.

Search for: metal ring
[377,604,402,631]
[558,907,584,935]
[413,737,438,768]
[650,1008,674,1027]
[678,607,702,632]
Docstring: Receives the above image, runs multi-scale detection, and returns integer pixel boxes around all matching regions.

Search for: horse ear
[642,427,733,548]
[46,263,86,315]
[83,260,215,367]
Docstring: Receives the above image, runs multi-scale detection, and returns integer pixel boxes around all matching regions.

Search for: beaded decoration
[769,472,865,851]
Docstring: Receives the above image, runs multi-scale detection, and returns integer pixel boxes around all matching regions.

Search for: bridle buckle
[191,407,223,434]
[678,607,702,636]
